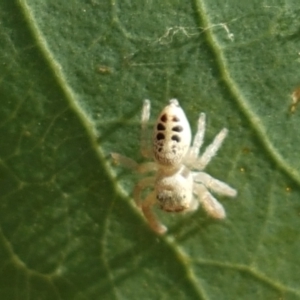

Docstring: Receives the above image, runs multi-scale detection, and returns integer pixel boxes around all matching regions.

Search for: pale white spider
[111,99,237,234]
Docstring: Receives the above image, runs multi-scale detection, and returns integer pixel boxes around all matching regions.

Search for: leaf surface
[1,0,300,299]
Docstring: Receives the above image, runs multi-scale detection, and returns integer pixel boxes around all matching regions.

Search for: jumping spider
[112,99,237,234]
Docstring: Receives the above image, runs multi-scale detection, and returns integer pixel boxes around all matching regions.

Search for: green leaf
[1,0,300,299]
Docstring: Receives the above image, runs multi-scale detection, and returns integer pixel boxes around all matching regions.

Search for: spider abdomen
[153,99,191,166]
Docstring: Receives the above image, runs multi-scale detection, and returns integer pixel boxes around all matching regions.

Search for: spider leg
[193,128,228,170]
[133,176,155,208]
[194,183,226,219]
[185,112,206,165]
[141,99,152,158]
[137,162,157,173]
[142,191,167,234]
[186,195,199,212]
[111,153,157,173]
[111,153,139,170]
[194,172,237,197]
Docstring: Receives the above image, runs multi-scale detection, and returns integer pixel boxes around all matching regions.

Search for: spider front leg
[194,172,237,197]
[185,112,206,165]
[111,153,157,173]
[194,183,226,219]
[141,99,152,158]
[194,128,228,171]
[142,191,167,234]
[111,153,139,170]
